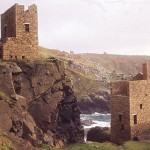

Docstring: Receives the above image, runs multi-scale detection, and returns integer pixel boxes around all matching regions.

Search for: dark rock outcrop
[87,126,110,142]
[78,91,110,114]
[0,59,84,149]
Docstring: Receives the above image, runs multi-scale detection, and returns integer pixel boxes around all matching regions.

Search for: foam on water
[80,112,111,129]
[80,112,111,141]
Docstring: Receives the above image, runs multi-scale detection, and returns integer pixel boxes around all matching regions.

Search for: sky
[1,0,150,55]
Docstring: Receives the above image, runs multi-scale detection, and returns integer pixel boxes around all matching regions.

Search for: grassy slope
[39,46,150,74]
[66,68,109,99]
[79,53,150,75]
[0,134,16,150]
[39,46,109,99]
[40,141,150,150]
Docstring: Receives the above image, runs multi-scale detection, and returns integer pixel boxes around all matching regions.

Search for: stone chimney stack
[143,63,149,80]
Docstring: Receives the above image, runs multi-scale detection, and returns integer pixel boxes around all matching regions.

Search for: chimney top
[143,63,149,80]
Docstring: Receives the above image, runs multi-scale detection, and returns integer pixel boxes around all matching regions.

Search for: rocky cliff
[77,91,110,114]
[40,47,150,114]
[0,59,84,149]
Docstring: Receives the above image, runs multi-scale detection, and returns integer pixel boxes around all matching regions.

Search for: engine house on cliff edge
[111,63,150,144]
[0,3,38,60]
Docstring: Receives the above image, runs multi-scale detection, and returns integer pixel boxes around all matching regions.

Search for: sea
[80,112,111,141]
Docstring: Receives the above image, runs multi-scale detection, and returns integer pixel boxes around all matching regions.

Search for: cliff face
[77,91,110,114]
[0,59,84,148]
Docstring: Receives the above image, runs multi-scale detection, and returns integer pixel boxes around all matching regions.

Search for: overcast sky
[1,0,150,55]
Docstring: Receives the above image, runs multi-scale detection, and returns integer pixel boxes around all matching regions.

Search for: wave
[84,121,110,129]
[81,112,111,142]
[80,112,111,129]
[91,112,111,116]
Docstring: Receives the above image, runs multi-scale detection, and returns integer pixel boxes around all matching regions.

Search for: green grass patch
[62,142,118,150]
[0,91,16,106]
[38,144,55,150]
[122,141,150,150]
[0,134,16,150]
[38,142,118,150]
[0,91,11,100]
[38,141,150,150]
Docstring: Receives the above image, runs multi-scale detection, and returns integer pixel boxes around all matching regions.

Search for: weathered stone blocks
[0,3,38,60]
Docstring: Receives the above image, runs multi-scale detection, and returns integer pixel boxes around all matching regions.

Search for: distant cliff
[39,46,150,80]
[0,59,84,149]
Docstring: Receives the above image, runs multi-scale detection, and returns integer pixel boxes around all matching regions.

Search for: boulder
[87,126,110,142]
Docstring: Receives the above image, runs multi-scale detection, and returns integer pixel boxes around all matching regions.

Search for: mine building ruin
[111,63,150,144]
[0,3,38,60]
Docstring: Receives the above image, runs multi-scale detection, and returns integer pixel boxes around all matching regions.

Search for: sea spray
[80,112,111,141]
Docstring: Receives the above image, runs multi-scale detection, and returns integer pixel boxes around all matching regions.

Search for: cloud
[81,0,106,12]
[1,0,150,55]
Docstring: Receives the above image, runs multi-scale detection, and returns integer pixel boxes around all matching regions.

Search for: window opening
[4,25,7,37]
[134,115,137,124]
[10,55,13,59]
[119,115,122,122]
[121,124,124,130]
[24,24,30,32]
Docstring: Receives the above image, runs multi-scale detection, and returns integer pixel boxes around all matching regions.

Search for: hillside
[39,46,150,91]
[39,47,150,113]
[39,46,150,80]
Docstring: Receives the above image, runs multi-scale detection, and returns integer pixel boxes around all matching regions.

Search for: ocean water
[80,112,111,129]
[80,112,111,141]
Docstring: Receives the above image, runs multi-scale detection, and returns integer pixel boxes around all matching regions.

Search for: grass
[38,141,150,150]
[122,141,150,150]
[66,68,108,99]
[38,144,55,150]
[62,142,118,150]
[0,134,16,150]
[1,130,150,150]
[0,91,16,107]
[38,142,118,150]
[0,91,11,101]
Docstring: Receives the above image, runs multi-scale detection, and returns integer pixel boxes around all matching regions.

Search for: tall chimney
[143,63,149,80]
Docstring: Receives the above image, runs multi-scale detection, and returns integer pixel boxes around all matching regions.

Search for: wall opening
[24,24,30,32]
[22,56,25,59]
[15,56,17,59]
[121,124,124,130]
[10,55,13,59]
[140,104,142,109]
[133,137,139,141]
[4,25,7,37]
[119,114,122,122]
[133,115,137,124]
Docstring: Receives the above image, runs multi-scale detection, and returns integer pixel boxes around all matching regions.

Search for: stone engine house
[111,63,150,144]
[0,3,38,60]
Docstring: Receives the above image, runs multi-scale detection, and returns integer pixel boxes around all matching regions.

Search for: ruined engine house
[111,63,150,144]
[0,3,38,60]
